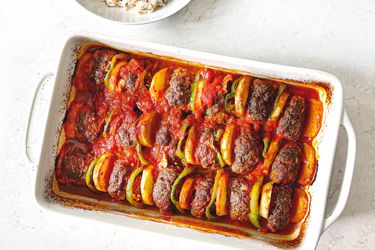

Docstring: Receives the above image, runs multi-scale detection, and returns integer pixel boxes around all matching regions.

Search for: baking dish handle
[322,111,356,231]
[25,72,53,164]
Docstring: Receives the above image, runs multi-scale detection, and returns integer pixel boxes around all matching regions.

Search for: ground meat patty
[91,49,116,85]
[115,113,138,147]
[107,159,129,200]
[153,168,179,211]
[122,71,138,93]
[270,143,302,184]
[267,186,293,232]
[116,122,137,147]
[155,124,178,163]
[191,176,214,218]
[276,96,306,140]
[166,137,178,164]
[118,59,145,93]
[76,106,103,143]
[205,92,225,115]
[229,177,250,222]
[155,124,171,146]
[248,79,277,121]
[56,143,91,186]
[231,127,262,174]
[195,128,219,169]
[165,68,191,107]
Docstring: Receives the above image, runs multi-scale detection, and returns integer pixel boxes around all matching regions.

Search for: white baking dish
[25,32,356,249]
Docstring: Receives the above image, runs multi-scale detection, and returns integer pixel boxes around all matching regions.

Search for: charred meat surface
[56,143,91,186]
[108,159,129,200]
[195,128,219,169]
[191,176,214,218]
[123,72,138,93]
[277,96,306,140]
[267,186,293,232]
[165,68,191,108]
[76,106,103,143]
[163,137,178,164]
[232,126,262,174]
[205,92,225,115]
[91,49,116,85]
[115,112,138,147]
[229,177,250,222]
[116,122,137,147]
[248,79,277,121]
[270,142,302,185]
[155,124,178,163]
[155,124,171,146]
[153,168,179,211]
[118,59,145,93]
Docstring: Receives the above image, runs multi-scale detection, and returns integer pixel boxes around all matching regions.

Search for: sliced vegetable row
[82,151,310,232]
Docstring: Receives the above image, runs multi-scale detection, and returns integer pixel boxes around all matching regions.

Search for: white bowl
[75,0,192,24]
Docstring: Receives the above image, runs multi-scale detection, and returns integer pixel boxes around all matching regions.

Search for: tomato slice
[290,187,309,223]
[179,177,195,210]
[216,170,229,216]
[298,142,317,186]
[185,126,198,165]
[72,53,93,91]
[93,153,115,192]
[64,101,84,139]
[303,99,323,139]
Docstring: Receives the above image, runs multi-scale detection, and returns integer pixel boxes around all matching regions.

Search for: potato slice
[141,165,155,205]
[137,111,159,147]
[259,181,273,219]
[270,91,289,121]
[298,142,317,186]
[149,68,169,100]
[67,85,76,109]
[107,61,127,92]
[303,99,323,138]
[216,170,229,216]
[234,76,251,116]
[220,123,236,165]
[57,128,66,154]
[193,79,205,112]
[93,153,114,192]
[185,126,198,165]
[263,139,280,174]
[290,187,309,223]
[179,177,195,210]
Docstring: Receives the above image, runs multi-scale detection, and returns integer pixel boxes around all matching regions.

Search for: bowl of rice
[75,0,192,24]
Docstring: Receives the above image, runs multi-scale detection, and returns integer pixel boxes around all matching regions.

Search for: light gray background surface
[0,0,374,249]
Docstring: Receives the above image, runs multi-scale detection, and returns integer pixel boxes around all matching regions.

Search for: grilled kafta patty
[195,128,219,169]
[267,186,293,232]
[165,68,191,108]
[108,159,129,200]
[277,96,306,140]
[270,142,302,185]
[191,176,214,218]
[91,49,116,85]
[231,126,262,174]
[229,177,250,222]
[153,168,179,211]
[248,79,277,122]
[56,143,92,186]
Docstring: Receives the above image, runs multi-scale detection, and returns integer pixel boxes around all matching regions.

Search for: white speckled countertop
[0,0,374,249]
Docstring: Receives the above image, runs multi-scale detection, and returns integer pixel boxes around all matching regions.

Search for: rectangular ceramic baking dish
[25,32,356,249]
